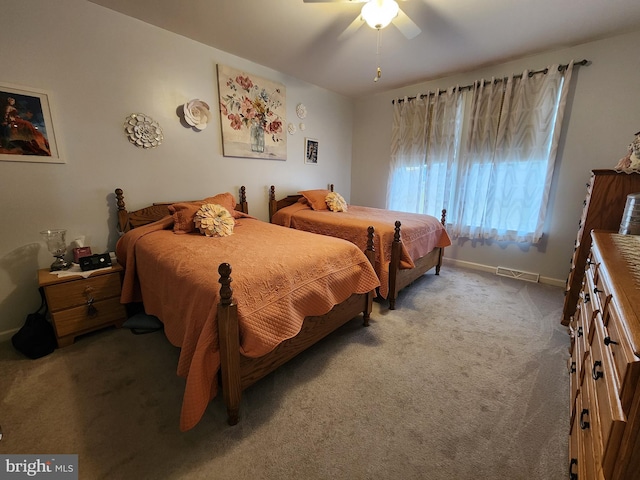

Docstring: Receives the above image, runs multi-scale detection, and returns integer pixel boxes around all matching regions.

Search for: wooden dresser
[562,170,640,326]
[568,231,640,479]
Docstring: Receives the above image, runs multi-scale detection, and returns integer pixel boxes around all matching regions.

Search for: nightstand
[38,263,126,347]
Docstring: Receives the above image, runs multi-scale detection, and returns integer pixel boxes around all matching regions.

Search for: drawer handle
[604,336,619,346]
[594,287,602,294]
[592,360,603,381]
[569,361,576,374]
[84,287,98,318]
[569,458,578,480]
[579,408,590,430]
[583,293,590,304]
[576,327,583,338]
[86,297,98,318]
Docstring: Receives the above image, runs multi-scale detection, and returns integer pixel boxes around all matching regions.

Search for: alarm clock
[79,253,112,271]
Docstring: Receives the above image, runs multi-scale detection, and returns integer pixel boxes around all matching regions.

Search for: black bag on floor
[11,287,57,359]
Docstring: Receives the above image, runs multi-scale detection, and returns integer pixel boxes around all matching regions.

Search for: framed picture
[304,137,318,165]
[0,83,63,163]
[217,64,287,161]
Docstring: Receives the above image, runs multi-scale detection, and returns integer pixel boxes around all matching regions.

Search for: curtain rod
[392,59,589,104]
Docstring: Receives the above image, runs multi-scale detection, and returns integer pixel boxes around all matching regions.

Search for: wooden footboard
[216,228,376,426]
[388,209,446,310]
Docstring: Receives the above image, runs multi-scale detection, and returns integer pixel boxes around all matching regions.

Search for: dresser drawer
[570,333,579,409]
[51,296,126,338]
[569,396,581,480]
[604,304,640,415]
[577,379,602,480]
[578,289,596,350]
[584,271,602,329]
[46,273,122,311]
[590,316,627,479]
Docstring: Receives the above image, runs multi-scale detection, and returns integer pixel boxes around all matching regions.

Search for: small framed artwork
[304,137,318,165]
[0,82,63,163]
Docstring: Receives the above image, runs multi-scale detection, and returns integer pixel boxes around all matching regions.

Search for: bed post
[329,184,334,192]
[115,188,131,233]
[363,226,376,326]
[238,186,248,214]
[216,262,241,426]
[389,221,402,310]
[436,209,447,275]
[268,185,277,222]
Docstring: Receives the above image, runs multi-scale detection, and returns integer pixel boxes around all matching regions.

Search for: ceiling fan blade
[303,0,366,3]
[393,8,421,39]
[337,13,365,41]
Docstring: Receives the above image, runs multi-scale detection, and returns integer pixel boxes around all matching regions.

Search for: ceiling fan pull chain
[375,29,382,81]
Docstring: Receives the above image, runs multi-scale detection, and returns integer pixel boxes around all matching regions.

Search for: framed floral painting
[217,65,287,160]
[0,82,63,163]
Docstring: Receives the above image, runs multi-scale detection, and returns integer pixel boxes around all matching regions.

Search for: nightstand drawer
[51,297,125,338]
[46,274,121,312]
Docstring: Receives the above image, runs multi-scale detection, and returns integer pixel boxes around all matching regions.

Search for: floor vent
[495,266,540,283]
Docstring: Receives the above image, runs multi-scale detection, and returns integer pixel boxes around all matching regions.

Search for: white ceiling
[88,0,640,98]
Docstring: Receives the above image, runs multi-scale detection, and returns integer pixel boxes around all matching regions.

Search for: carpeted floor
[0,265,569,479]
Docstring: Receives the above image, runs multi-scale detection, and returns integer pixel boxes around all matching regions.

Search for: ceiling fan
[303,0,422,41]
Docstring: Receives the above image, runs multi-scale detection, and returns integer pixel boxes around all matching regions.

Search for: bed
[114,187,380,431]
[269,185,451,310]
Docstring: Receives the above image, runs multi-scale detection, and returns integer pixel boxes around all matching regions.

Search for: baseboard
[442,257,565,288]
[0,327,19,344]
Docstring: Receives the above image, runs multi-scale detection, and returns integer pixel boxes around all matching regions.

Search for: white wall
[351,29,640,285]
[0,0,355,340]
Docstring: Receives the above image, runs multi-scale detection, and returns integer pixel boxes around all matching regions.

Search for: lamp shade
[361,0,399,30]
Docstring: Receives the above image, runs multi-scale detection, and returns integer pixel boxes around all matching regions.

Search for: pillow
[168,202,205,234]
[203,192,237,215]
[168,192,241,234]
[194,204,235,237]
[326,191,348,212]
[299,189,330,211]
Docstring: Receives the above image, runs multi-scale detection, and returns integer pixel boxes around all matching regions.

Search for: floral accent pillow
[169,192,241,235]
[299,189,330,210]
[194,204,235,237]
[326,192,348,212]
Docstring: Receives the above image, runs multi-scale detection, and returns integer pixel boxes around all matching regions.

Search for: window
[387,62,574,244]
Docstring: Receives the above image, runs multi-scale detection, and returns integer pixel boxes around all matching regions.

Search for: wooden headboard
[268,184,335,221]
[115,186,248,233]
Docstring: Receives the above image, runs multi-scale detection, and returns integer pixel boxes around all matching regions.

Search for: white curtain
[450,61,574,243]
[386,87,464,217]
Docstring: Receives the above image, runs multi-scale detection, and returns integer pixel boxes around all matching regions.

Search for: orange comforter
[116,216,379,431]
[271,203,451,298]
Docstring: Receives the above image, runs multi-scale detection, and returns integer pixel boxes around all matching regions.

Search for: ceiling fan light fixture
[361,0,399,30]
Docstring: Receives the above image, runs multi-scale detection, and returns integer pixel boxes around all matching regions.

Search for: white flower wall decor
[124,113,163,149]
[181,99,212,131]
[296,103,307,119]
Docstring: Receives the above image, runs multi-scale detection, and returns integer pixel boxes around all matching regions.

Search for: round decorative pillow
[194,204,235,237]
[325,192,348,212]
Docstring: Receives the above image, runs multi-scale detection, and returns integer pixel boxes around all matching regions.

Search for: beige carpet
[0,265,569,479]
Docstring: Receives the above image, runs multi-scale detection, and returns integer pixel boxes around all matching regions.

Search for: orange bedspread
[116,216,379,431]
[271,203,451,298]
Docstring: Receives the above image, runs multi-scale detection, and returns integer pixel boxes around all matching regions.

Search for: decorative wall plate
[287,122,297,135]
[299,123,306,131]
[296,103,307,119]
[124,113,163,148]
